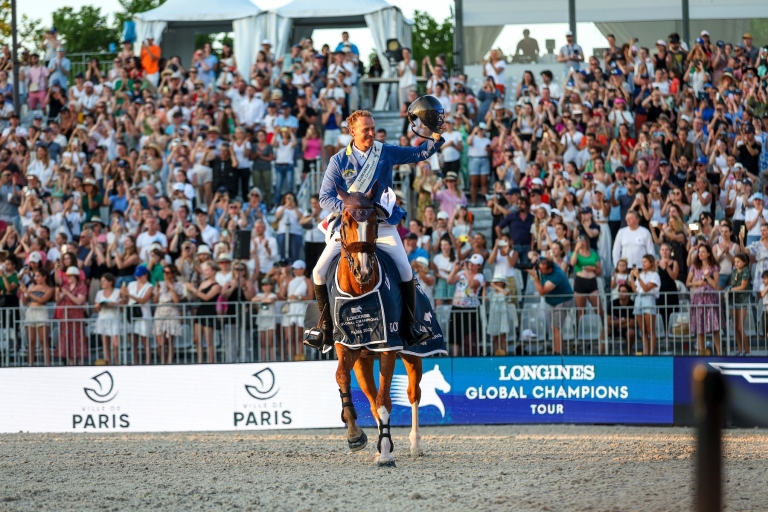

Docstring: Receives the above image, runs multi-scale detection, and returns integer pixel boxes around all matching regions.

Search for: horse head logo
[391,364,451,417]
[351,305,363,314]
[245,367,279,400]
[84,371,118,403]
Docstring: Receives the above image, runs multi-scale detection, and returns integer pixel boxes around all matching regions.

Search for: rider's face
[351,116,376,150]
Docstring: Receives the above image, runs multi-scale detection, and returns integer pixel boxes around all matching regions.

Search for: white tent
[133,0,263,78]
[266,0,412,109]
[461,0,768,64]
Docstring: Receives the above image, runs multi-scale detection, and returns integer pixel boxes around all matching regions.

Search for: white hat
[468,254,485,266]
[701,30,709,36]
[291,260,306,269]
[437,211,449,220]
[197,245,211,255]
[216,253,232,262]
[261,39,272,46]
[531,177,544,186]
[565,30,573,36]
[656,39,667,46]
[594,182,607,194]
[414,256,429,268]
[28,252,42,263]
[66,266,80,276]
[172,183,185,192]
[551,208,562,216]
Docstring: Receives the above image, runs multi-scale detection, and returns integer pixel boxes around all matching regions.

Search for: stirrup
[408,321,433,345]
[339,389,357,424]
[376,418,394,453]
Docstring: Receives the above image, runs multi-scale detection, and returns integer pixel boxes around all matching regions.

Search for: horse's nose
[358,252,370,280]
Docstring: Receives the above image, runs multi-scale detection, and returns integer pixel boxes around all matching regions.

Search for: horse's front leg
[374,350,397,466]
[335,345,367,451]
[353,353,380,423]
[399,353,423,457]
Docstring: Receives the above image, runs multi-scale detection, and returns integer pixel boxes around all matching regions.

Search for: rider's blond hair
[346,110,374,129]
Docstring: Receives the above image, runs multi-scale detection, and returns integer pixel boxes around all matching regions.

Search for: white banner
[0,362,341,433]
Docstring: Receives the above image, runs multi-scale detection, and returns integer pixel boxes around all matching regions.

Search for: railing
[2,288,765,367]
[66,52,118,80]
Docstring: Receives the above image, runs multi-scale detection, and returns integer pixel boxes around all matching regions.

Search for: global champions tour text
[464,365,629,416]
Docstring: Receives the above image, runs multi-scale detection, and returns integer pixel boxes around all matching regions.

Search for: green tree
[52,6,118,53]
[749,19,768,49]
[114,0,166,36]
[19,14,45,50]
[0,0,11,41]
[411,10,454,71]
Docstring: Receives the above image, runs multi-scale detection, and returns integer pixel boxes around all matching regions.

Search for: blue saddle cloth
[327,251,446,357]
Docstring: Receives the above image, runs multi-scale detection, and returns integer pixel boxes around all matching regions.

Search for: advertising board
[0,362,340,433]
[674,357,768,427]
[0,356,677,433]
[450,357,674,424]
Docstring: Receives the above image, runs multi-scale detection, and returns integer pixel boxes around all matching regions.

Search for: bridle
[340,208,378,275]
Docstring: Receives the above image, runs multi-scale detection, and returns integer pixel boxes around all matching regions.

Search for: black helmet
[407,95,445,135]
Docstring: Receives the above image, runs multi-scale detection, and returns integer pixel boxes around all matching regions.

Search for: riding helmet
[407,95,445,134]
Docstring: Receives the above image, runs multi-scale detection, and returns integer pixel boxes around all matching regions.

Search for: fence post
[694,365,725,512]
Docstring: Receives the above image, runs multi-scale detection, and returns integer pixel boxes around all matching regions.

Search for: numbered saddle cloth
[327,252,446,356]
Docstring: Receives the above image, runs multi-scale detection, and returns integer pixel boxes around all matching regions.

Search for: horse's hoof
[348,430,367,452]
[410,448,424,457]
[377,460,397,468]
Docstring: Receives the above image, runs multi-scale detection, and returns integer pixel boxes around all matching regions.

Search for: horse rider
[313,98,446,346]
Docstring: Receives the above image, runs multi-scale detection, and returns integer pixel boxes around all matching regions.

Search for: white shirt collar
[351,143,372,162]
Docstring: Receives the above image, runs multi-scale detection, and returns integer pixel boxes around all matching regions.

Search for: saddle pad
[326,252,446,356]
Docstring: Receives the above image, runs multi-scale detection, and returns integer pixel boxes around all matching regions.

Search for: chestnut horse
[334,187,424,467]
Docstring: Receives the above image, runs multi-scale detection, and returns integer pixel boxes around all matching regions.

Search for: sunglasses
[235,267,246,271]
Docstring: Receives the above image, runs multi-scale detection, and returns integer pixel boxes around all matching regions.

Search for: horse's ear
[337,187,350,203]
[366,181,379,201]
[434,364,439,371]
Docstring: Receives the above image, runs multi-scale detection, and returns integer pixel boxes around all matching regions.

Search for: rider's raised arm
[318,157,344,213]
[388,137,445,166]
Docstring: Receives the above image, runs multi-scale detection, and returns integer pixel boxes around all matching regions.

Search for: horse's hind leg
[400,353,423,457]
[335,345,366,451]
[374,350,397,466]
[353,353,380,423]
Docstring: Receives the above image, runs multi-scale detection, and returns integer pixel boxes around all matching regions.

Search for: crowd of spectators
[1,27,768,364]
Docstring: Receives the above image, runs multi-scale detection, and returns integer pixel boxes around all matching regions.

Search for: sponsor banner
[351,359,453,427]
[449,356,674,424]
[0,363,340,433]
[674,357,768,407]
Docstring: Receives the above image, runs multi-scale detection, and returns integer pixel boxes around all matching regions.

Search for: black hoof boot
[348,430,368,452]
[339,390,357,424]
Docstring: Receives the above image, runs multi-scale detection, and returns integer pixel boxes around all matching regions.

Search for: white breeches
[312,223,413,285]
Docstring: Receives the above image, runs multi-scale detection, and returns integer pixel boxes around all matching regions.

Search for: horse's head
[426,364,451,394]
[337,182,380,285]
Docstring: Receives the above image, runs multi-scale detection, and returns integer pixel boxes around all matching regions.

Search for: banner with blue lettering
[451,357,673,424]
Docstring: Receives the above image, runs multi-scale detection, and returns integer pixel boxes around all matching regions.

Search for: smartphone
[689,224,699,231]
[741,225,746,236]
[650,220,659,227]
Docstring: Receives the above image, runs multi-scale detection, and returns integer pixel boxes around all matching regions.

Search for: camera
[515,262,536,270]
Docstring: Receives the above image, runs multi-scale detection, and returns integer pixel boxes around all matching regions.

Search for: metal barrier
[2,289,766,367]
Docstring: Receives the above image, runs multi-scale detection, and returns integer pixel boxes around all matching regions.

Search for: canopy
[133,0,263,76]
[265,0,412,109]
[461,0,768,64]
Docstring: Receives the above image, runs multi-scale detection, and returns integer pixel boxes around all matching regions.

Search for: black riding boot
[304,284,334,350]
[399,279,432,345]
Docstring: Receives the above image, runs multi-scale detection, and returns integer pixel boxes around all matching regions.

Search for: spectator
[273,128,297,200]
[433,172,467,218]
[186,261,220,363]
[252,277,278,361]
[628,254,661,354]
[486,277,510,355]
[466,123,492,206]
[525,257,574,355]
[123,265,154,365]
[447,253,485,356]
[570,234,602,323]
[729,253,751,356]
[609,283,636,354]
[54,266,88,366]
[280,260,313,361]
[274,192,303,262]
[94,273,121,365]
[153,264,184,364]
[613,211,655,269]
[686,244,722,355]
[301,195,328,274]
[47,47,70,89]
[20,268,53,366]
[397,48,417,105]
